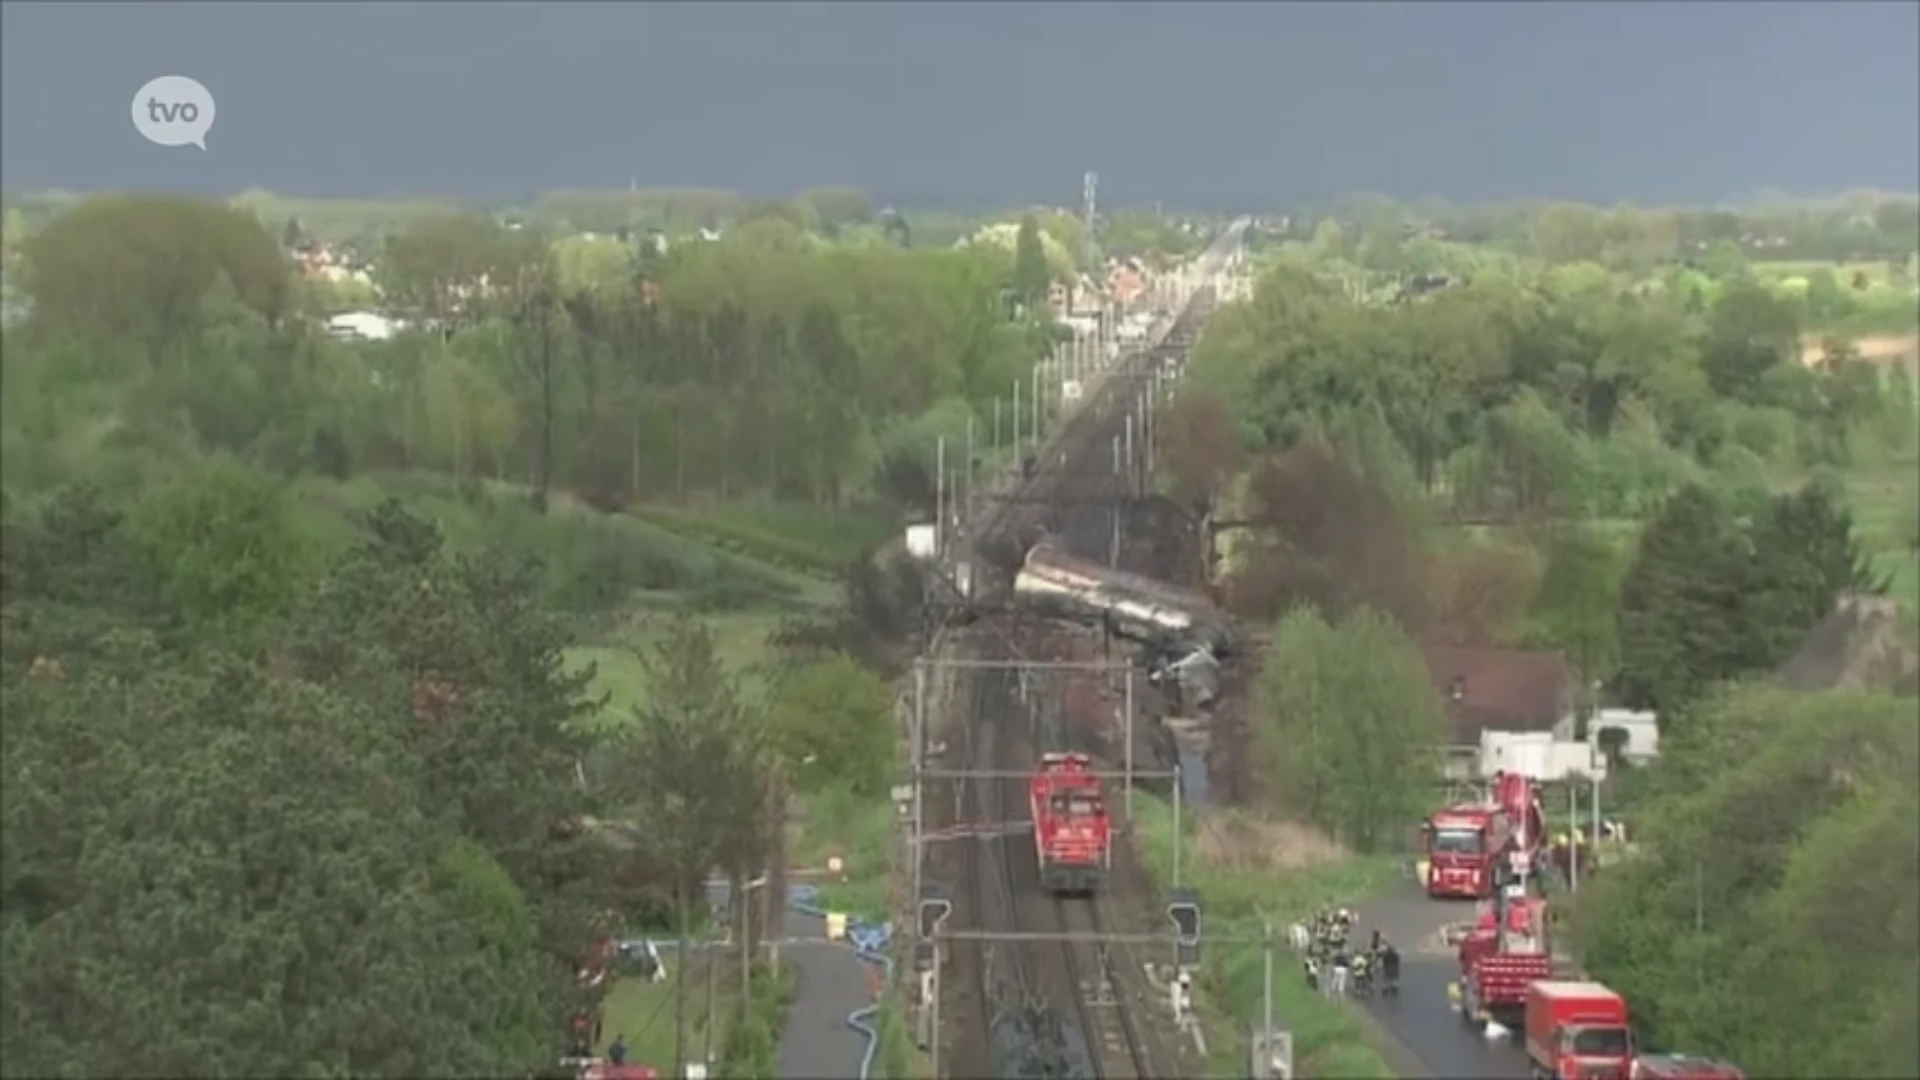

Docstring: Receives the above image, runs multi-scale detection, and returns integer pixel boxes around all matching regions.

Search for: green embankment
[1131,798,1403,1079]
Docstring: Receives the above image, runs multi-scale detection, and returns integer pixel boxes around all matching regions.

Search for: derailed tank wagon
[1030,752,1112,895]
[1011,540,1234,656]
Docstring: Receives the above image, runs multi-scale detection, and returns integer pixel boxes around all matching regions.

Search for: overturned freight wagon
[1011,540,1235,656]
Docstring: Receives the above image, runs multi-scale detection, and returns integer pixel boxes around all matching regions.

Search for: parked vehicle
[1423,805,1511,899]
[1524,981,1634,1080]
[1521,981,1748,1080]
[1457,891,1554,1033]
[1029,752,1112,895]
[1423,770,1546,899]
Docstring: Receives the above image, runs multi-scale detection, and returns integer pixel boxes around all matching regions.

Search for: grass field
[789,784,899,922]
[597,962,732,1073]
[565,609,797,734]
[1131,798,1402,1079]
[1845,456,1920,618]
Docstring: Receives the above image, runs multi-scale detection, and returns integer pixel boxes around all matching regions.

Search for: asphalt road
[773,908,874,1079]
[1356,881,1533,1080]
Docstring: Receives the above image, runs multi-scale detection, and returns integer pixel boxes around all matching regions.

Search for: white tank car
[1011,540,1234,654]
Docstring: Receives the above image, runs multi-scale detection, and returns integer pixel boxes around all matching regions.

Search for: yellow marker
[826,912,848,941]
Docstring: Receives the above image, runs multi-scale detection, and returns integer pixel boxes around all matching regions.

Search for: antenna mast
[1081,170,1099,270]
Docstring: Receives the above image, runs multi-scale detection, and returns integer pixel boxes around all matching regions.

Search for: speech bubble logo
[131,75,216,150]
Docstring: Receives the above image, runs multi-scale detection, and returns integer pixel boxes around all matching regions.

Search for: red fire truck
[1029,752,1112,895]
[1424,804,1510,899]
[1524,981,1747,1080]
[1456,890,1553,1032]
[1424,770,1546,899]
[1489,770,1547,883]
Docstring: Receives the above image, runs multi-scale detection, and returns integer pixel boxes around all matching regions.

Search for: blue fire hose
[787,884,896,1080]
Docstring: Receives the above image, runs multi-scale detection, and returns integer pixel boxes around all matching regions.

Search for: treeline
[1223,445,1888,838]
[1173,256,1915,526]
[1187,219,1916,1076]
[1572,685,1917,1077]
[1,478,606,1076]
[0,464,900,1075]
[1266,191,1920,266]
[2,194,1061,512]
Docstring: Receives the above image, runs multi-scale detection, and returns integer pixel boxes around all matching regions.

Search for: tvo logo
[131,75,216,150]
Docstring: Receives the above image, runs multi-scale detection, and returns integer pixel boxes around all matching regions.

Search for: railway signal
[917,884,953,945]
[1168,886,1202,968]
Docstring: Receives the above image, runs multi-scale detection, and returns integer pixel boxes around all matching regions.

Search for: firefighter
[1350,946,1373,997]
[1550,832,1572,882]
[1378,937,1401,997]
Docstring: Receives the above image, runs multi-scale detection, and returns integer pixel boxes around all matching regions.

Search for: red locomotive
[1029,752,1112,895]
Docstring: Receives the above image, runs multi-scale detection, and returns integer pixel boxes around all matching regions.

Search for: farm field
[565,609,796,734]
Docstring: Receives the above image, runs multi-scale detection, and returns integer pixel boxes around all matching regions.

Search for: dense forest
[1169,194,1918,1074]
[1,183,1914,1076]
[0,192,1057,1076]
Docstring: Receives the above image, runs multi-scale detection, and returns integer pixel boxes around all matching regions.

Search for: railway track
[940,227,1242,1078]
[1054,895,1153,1079]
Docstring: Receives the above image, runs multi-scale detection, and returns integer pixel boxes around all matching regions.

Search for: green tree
[610,614,772,1078]
[1532,525,1627,694]
[1745,478,1888,657]
[1615,484,1755,718]
[125,455,315,638]
[769,652,895,796]
[1572,685,1916,1078]
[0,607,558,1076]
[1012,213,1052,308]
[377,212,548,328]
[20,194,294,371]
[1255,605,1446,851]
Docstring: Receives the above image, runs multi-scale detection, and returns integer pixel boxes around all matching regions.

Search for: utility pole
[934,437,946,559]
[1172,770,1184,887]
[1031,365,1043,444]
[965,412,976,539]
[1110,435,1123,568]
[703,941,717,1069]
[1123,669,1136,821]
[912,659,927,905]
[1082,171,1099,266]
[1567,783,1580,893]
[1263,920,1274,1036]
[1591,768,1603,856]
[1013,378,1023,456]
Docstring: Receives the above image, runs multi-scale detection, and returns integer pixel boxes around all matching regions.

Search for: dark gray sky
[3,2,1916,208]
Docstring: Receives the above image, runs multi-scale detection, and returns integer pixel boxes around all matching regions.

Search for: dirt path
[1800,332,1919,372]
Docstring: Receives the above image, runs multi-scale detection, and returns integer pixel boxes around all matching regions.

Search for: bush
[771,654,897,797]
[719,962,795,1077]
